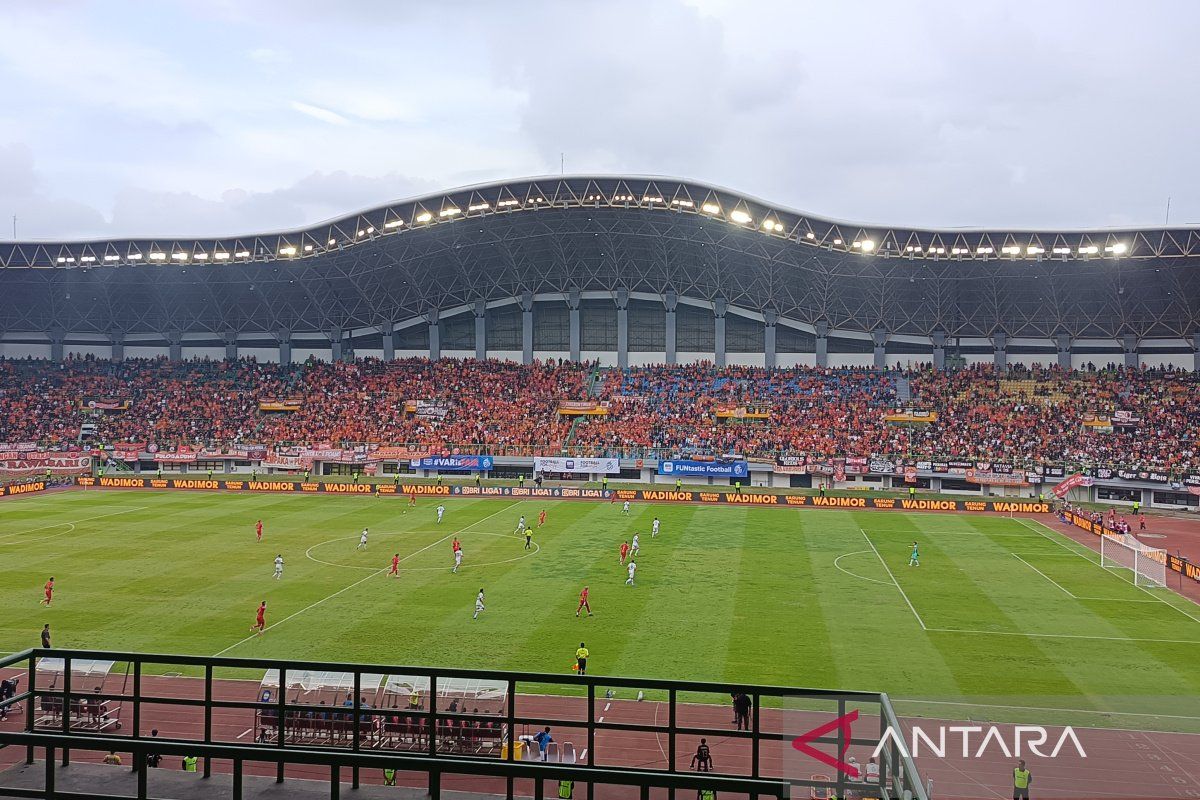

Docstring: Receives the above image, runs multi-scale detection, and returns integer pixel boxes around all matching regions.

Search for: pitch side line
[1017,519,1200,625]
[213,501,520,656]
[928,627,1200,645]
[859,528,927,630]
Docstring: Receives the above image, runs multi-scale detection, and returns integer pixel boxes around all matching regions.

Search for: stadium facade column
[1122,332,1138,368]
[931,330,946,370]
[664,290,678,365]
[276,330,292,365]
[341,329,355,362]
[110,331,125,362]
[1194,333,1200,373]
[474,301,487,360]
[166,331,182,362]
[568,290,581,362]
[616,289,629,369]
[1054,332,1072,369]
[426,308,441,360]
[714,297,727,368]
[223,331,238,361]
[382,322,396,361]
[872,328,888,370]
[763,310,777,369]
[49,327,65,363]
[328,329,343,362]
[992,331,1008,370]
[520,291,534,365]
[815,320,829,368]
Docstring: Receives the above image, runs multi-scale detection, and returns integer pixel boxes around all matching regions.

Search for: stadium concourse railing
[0,649,928,800]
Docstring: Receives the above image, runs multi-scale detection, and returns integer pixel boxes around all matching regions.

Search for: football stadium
[2,173,1200,800]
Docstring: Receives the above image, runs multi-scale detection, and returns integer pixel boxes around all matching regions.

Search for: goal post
[1100,533,1168,588]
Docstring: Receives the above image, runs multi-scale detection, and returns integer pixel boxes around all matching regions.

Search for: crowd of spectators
[3,355,1200,472]
[0,356,589,453]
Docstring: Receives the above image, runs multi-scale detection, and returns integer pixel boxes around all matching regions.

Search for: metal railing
[0,648,928,800]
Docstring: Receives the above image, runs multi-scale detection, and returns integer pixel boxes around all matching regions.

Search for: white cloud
[289,101,350,126]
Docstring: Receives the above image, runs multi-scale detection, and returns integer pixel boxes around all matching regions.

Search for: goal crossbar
[1100,533,1167,588]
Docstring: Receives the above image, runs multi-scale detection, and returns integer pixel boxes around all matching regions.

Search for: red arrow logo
[790,709,861,778]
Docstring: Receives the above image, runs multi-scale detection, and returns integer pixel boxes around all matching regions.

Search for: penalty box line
[213,501,520,657]
[1016,518,1200,626]
[859,528,928,631]
[1009,552,1160,603]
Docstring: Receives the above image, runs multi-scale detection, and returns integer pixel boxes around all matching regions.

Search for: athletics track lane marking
[213,501,520,657]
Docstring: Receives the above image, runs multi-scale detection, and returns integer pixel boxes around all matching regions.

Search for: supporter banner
[258,399,303,412]
[557,400,608,416]
[301,448,343,461]
[658,459,749,478]
[965,469,1030,487]
[1065,510,1200,584]
[413,455,494,471]
[0,442,38,453]
[775,455,808,475]
[883,409,937,423]
[153,451,198,464]
[904,466,918,483]
[370,446,429,461]
[1,480,48,497]
[81,398,130,412]
[71,476,1053,515]
[113,448,141,461]
[1053,472,1088,498]
[0,456,90,474]
[1082,413,1113,428]
[260,455,311,470]
[404,399,450,420]
[1112,410,1140,426]
[869,459,895,474]
[714,403,771,420]
[533,457,620,475]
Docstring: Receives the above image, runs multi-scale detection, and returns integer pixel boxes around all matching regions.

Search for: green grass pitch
[3,490,1200,726]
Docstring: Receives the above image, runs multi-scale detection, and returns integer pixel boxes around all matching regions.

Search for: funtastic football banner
[658,459,749,478]
[533,457,621,475]
[412,455,494,471]
[70,476,1051,514]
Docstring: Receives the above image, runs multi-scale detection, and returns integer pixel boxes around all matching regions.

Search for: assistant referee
[575,643,589,676]
[1012,759,1032,800]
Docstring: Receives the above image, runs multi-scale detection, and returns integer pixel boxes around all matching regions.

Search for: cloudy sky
[1,0,1197,239]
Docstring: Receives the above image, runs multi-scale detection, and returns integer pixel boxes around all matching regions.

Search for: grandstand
[5,177,1200,800]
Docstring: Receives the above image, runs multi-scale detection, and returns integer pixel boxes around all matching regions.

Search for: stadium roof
[2,175,1200,269]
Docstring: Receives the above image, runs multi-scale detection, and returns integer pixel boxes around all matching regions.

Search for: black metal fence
[0,649,928,800]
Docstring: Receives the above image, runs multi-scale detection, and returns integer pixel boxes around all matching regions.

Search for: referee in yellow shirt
[575,643,589,676]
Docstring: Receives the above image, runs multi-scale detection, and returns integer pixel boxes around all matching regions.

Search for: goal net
[1100,533,1167,588]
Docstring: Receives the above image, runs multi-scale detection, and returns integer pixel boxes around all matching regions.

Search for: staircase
[895,375,912,405]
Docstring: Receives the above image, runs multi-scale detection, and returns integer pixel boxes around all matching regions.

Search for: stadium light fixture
[643,196,663,203]
[149,252,166,261]
[81,256,95,263]
[56,256,66,264]
[104,254,119,262]
[278,246,296,256]
[951,247,964,255]
[730,209,752,225]
[497,199,519,207]
[303,245,313,252]
[833,238,843,245]
[366,226,375,234]
[1078,245,1099,255]
[235,250,250,258]
[171,252,187,261]
[327,238,338,245]
[195,252,209,260]
[468,203,490,212]
[416,211,433,223]
[805,232,815,239]
[214,252,230,260]
[859,240,875,251]
[701,202,721,214]
[1053,246,1071,255]
[1107,242,1128,254]
[762,219,783,232]
[976,246,993,254]
[1026,246,1044,255]
[671,199,693,207]
[384,220,404,229]
[439,207,461,217]
[933,247,945,254]
[128,253,143,261]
